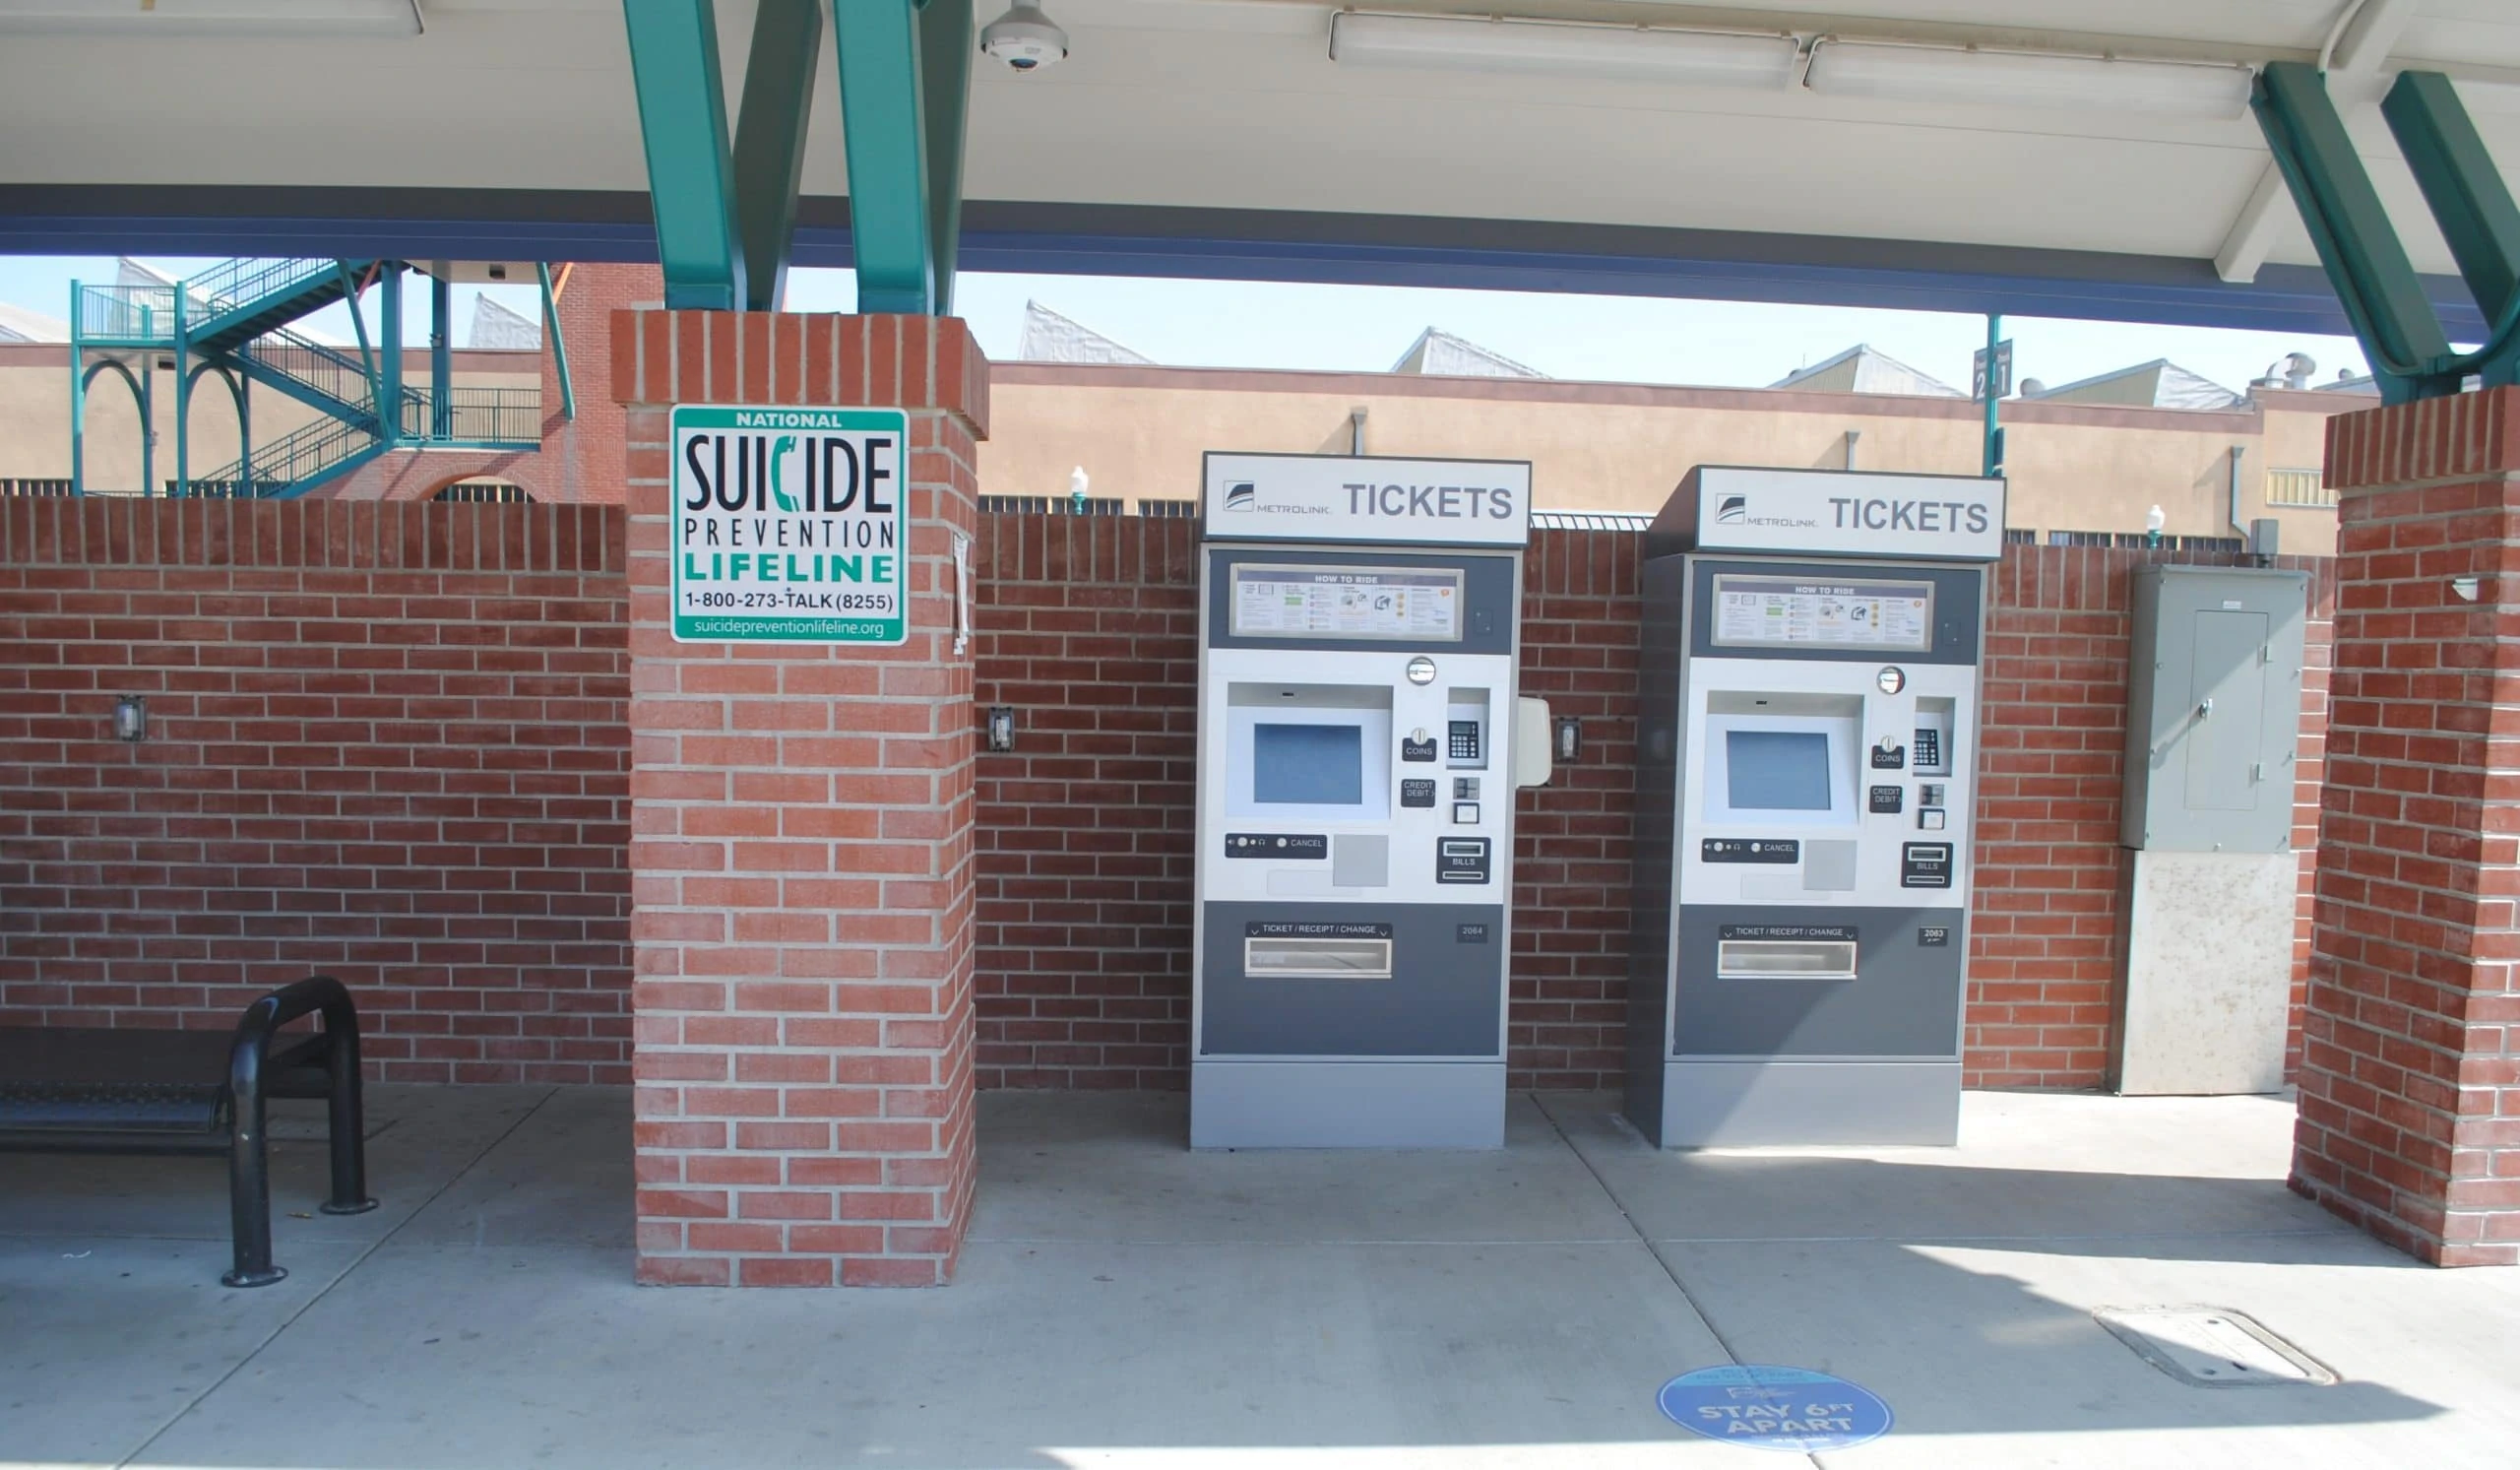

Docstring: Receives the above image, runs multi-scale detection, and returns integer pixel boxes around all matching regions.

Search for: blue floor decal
[1658,1364,1893,1452]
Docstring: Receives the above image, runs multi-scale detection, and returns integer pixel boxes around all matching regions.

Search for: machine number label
[1456,923,1491,943]
[1918,926,1952,946]
[1225,833,1327,859]
[1701,838,1800,864]
[1436,838,1490,883]
[1901,843,1955,888]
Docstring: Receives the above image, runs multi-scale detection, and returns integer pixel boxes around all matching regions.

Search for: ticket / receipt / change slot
[1243,934,1395,980]
[1716,937,1859,981]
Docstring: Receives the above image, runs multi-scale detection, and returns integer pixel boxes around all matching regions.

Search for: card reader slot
[1244,936,1395,980]
[1715,938,1858,981]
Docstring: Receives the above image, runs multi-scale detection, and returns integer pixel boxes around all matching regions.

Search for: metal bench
[0,975,379,1287]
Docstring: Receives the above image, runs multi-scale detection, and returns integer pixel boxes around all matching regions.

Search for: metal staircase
[69,258,554,499]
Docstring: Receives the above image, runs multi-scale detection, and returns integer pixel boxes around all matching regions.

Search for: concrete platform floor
[4,1086,2516,1469]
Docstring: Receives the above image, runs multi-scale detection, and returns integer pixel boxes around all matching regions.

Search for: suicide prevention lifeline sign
[670,406,909,645]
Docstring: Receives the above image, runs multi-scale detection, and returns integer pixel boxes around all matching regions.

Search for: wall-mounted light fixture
[1554,716,1582,765]
[112,694,148,742]
[2452,576,2482,603]
[986,706,1018,752]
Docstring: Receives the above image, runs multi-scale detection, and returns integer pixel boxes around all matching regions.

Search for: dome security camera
[981,2,1067,73]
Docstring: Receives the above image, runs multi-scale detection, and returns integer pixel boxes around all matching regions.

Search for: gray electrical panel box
[2121,565,2309,853]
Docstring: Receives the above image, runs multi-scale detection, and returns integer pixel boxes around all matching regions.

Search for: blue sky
[2,253,2374,396]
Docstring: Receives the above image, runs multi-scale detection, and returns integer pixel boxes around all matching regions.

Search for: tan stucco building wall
[2,320,2361,554]
[974,363,2362,555]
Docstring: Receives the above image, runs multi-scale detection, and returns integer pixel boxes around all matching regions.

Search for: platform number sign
[669,405,909,645]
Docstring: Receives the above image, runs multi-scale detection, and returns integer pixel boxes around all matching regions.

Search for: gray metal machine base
[1655,1060,1960,1147]
[1191,1060,1505,1149]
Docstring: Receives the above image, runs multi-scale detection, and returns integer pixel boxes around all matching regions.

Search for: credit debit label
[1246,922,1392,938]
[1702,838,1800,864]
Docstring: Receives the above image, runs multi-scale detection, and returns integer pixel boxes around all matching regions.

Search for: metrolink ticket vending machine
[1627,467,2006,1147]
[1192,453,1549,1149]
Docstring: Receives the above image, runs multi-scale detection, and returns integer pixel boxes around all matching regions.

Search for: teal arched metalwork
[75,356,151,497]
[185,360,252,498]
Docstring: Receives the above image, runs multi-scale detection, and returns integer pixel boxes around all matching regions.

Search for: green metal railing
[183,257,342,316]
[197,414,375,498]
[399,387,541,444]
[75,284,178,343]
[240,322,380,419]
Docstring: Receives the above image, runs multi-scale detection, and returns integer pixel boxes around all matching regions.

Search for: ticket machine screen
[1726,731,1832,811]
[1253,724,1364,806]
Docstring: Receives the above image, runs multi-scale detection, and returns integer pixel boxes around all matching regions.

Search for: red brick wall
[2295,386,2520,1266]
[974,514,2336,1092]
[0,496,634,1082]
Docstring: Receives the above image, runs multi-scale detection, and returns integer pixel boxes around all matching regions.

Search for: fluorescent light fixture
[0,0,424,35]
[1804,39,2253,119]
[1331,11,1798,91]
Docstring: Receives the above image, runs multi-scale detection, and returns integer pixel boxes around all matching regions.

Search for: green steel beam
[430,273,453,438]
[622,0,747,311]
[538,263,577,419]
[731,0,823,311]
[917,0,972,316]
[833,0,936,314]
[2252,61,2458,404]
[2381,71,2520,388]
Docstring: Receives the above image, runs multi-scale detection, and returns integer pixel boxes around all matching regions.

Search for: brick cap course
[609,310,990,441]
[2326,386,2520,495]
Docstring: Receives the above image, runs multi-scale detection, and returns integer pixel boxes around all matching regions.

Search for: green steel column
[2252,62,2460,403]
[380,268,404,446]
[730,0,822,311]
[139,365,155,498]
[237,368,253,498]
[622,0,747,311]
[833,0,935,314]
[1982,313,2002,479]
[171,285,189,498]
[538,263,577,419]
[68,278,85,495]
[2381,71,2520,388]
[917,0,972,316]
[431,273,452,439]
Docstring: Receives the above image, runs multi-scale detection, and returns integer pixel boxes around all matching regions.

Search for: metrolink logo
[1220,479,1330,516]
[1712,492,1817,530]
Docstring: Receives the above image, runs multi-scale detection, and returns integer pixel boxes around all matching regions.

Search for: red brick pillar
[613,311,989,1286]
[2297,385,2520,1266]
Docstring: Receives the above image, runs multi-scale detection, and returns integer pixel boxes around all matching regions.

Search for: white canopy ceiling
[1,1,2515,322]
